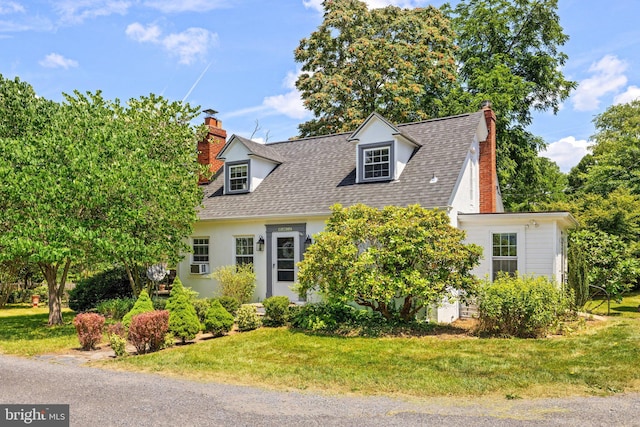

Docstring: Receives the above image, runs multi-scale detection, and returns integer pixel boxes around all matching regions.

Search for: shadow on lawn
[0,307,76,343]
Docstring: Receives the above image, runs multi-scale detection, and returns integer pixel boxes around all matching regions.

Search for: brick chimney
[478,101,497,213]
[198,111,226,184]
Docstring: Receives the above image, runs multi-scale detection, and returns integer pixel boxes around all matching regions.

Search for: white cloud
[303,0,430,12]
[143,0,229,13]
[613,85,640,105]
[126,23,217,65]
[572,55,628,112]
[162,28,216,65]
[226,70,312,121]
[125,22,160,42]
[54,0,131,24]
[0,1,25,14]
[540,136,593,173]
[39,53,78,69]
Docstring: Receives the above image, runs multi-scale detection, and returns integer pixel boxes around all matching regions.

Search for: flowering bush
[128,310,169,354]
[236,304,262,332]
[73,312,105,351]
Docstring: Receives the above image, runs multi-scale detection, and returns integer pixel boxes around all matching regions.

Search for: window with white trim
[192,238,209,263]
[235,236,254,265]
[492,233,517,280]
[358,142,394,182]
[227,162,249,193]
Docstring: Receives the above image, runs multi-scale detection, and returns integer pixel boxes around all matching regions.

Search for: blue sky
[1,0,639,173]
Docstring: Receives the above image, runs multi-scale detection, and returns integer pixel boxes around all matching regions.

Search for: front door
[271,231,301,301]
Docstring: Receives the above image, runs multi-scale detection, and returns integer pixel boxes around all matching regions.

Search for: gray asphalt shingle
[199,111,484,220]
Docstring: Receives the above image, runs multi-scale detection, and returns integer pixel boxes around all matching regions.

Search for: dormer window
[226,161,249,193]
[359,142,394,182]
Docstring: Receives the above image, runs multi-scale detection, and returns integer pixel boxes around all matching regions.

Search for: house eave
[458,211,579,228]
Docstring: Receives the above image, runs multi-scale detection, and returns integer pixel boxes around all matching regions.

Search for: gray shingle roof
[199,111,484,220]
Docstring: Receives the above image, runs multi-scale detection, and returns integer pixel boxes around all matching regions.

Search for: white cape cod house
[177,106,577,323]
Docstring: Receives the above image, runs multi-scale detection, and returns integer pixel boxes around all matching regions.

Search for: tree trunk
[39,259,70,326]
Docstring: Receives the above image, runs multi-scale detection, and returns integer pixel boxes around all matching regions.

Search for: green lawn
[105,319,640,399]
[584,291,640,318]
[2,304,640,399]
[0,305,78,356]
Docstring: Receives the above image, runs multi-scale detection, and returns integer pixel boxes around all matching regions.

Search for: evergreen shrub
[122,290,155,329]
[166,277,201,343]
[203,300,234,336]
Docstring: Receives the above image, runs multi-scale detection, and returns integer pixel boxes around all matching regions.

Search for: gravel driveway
[0,354,638,426]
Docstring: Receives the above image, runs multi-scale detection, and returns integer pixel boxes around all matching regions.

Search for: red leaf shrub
[73,313,105,351]
[107,322,126,338]
[128,310,169,354]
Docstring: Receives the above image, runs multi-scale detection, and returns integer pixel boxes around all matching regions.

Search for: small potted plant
[31,285,47,307]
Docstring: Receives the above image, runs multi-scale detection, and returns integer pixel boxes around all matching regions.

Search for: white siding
[250,157,277,191]
[178,216,328,301]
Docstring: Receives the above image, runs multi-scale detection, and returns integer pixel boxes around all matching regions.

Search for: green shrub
[107,324,128,357]
[128,310,170,354]
[203,300,235,336]
[95,297,136,320]
[236,304,262,332]
[122,290,155,329]
[262,296,291,327]
[73,312,105,351]
[192,298,213,323]
[68,267,134,312]
[152,297,167,311]
[476,274,571,338]
[212,264,256,304]
[166,277,201,343]
[215,296,240,316]
[289,302,391,335]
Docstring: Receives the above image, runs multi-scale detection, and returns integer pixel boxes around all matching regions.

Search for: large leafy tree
[297,204,482,321]
[0,76,203,325]
[571,100,640,197]
[443,0,575,210]
[294,0,457,136]
[295,0,575,210]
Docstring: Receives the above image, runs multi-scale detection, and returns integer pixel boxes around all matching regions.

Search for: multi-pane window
[193,238,209,263]
[229,163,248,192]
[363,146,391,180]
[492,233,517,280]
[235,236,254,265]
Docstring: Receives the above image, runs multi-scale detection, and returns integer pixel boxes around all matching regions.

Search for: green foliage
[122,290,155,329]
[0,77,204,324]
[128,310,170,354]
[569,230,640,306]
[166,277,201,343]
[294,0,457,136]
[235,305,262,332]
[290,302,383,333]
[68,267,134,313]
[95,298,136,320]
[444,0,575,209]
[567,240,590,310]
[73,312,105,351]
[192,298,213,323]
[212,264,256,304]
[262,296,291,327]
[107,323,127,357]
[476,274,571,338]
[297,204,482,321]
[203,300,234,336]
[576,99,640,196]
[215,296,241,317]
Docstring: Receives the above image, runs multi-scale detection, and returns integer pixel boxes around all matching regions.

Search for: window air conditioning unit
[190,263,209,274]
